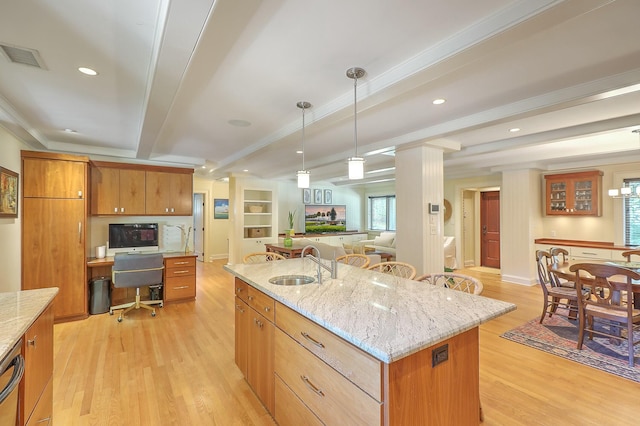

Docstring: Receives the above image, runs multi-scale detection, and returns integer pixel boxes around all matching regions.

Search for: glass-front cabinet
[544,170,603,216]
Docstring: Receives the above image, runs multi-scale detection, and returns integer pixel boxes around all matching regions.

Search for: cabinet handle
[235,304,244,313]
[121,207,125,213]
[172,270,190,274]
[236,288,243,294]
[78,190,83,199]
[300,332,325,348]
[248,295,254,301]
[581,252,597,256]
[28,335,37,348]
[172,285,189,290]
[300,375,325,397]
[264,306,270,312]
[254,318,263,328]
[78,222,82,243]
[114,207,118,213]
[32,416,51,425]
[174,261,190,265]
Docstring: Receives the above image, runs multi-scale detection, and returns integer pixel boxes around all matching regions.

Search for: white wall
[0,127,28,292]
[193,177,229,260]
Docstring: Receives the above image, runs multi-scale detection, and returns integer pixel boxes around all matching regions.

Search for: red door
[481,191,500,268]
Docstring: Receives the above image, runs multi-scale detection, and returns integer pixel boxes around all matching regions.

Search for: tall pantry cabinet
[21,151,89,322]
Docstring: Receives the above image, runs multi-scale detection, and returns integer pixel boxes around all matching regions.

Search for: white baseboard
[501,274,537,286]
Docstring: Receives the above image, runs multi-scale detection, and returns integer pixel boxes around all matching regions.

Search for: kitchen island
[225,259,515,425]
[0,287,58,426]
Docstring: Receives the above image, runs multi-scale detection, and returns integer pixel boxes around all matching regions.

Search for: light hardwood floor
[53,260,640,425]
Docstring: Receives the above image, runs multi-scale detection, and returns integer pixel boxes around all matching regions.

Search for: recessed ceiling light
[243,169,248,172]
[228,119,251,127]
[432,98,446,105]
[201,165,206,169]
[78,67,98,76]
[509,127,521,133]
[64,128,76,133]
[296,150,303,154]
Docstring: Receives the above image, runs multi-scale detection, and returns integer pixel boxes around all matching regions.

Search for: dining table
[549,259,640,309]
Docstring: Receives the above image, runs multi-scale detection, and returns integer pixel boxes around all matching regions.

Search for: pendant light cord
[353,73,358,157]
[302,106,306,170]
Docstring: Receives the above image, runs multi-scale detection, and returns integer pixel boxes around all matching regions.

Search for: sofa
[295,239,381,266]
[359,231,396,256]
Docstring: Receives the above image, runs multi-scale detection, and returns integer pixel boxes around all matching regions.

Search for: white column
[500,169,542,285]
[395,145,444,276]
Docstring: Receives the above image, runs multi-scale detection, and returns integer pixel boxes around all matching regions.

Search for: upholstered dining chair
[110,253,164,322]
[335,253,370,268]
[549,247,575,288]
[367,261,416,279]
[243,252,286,263]
[536,250,580,324]
[570,262,640,367]
[414,272,483,295]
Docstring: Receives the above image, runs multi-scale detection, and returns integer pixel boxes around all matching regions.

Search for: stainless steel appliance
[0,339,24,426]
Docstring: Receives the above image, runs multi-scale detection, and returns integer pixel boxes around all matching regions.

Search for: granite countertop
[224,259,515,363]
[0,288,58,361]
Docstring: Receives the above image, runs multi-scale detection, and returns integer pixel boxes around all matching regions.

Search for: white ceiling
[1,0,640,186]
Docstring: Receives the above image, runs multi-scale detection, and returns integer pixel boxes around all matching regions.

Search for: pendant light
[296,101,311,188]
[346,67,366,180]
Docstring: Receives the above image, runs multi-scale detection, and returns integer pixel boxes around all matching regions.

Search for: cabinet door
[23,158,86,199]
[248,310,275,413]
[171,172,193,215]
[119,169,146,215]
[90,167,120,214]
[235,298,250,378]
[22,304,54,425]
[22,199,86,320]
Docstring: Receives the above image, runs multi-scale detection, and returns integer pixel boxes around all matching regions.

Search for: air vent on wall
[0,43,47,69]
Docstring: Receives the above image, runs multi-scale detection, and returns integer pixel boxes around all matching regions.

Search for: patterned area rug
[501,315,640,382]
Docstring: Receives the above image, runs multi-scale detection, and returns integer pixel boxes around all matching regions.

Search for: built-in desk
[87,252,197,304]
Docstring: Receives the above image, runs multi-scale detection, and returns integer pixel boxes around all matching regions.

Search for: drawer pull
[264,306,271,312]
[235,304,245,313]
[254,318,263,328]
[301,332,325,348]
[28,336,37,347]
[248,295,254,301]
[300,375,325,397]
[236,287,243,293]
[581,252,597,256]
[173,285,189,290]
[174,261,190,265]
[172,270,190,274]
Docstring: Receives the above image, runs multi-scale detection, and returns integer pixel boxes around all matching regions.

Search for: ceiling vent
[0,43,47,69]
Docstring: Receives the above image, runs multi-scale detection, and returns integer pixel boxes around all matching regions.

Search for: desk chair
[110,253,164,322]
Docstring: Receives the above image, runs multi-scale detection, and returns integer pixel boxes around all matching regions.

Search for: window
[369,195,396,231]
[624,178,640,246]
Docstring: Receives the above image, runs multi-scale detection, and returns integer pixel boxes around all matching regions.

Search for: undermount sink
[269,275,315,286]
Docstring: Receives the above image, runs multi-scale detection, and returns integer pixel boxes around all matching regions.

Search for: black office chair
[110,253,164,322]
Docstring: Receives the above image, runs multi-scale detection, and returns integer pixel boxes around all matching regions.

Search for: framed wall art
[324,189,332,204]
[314,189,323,204]
[302,188,311,204]
[0,167,18,218]
[213,198,229,219]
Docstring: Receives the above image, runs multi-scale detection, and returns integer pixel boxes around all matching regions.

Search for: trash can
[89,276,111,314]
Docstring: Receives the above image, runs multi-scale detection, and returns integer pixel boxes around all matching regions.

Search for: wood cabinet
[90,165,145,215]
[21,304,54,426]
[145,170,193,215]
[234,278,275,413]
[544,170,603,216]
[22,151,88,321]
[163,255,197,302]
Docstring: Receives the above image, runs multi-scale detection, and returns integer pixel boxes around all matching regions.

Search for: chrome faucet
[301,245,338,284]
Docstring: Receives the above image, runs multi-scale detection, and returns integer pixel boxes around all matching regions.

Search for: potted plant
[284,210,296,247]
[287,210,296,236]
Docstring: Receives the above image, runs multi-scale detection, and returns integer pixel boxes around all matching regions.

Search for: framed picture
[302,188,311,204]
[0,167,18,218]
[213,198,229,219]
[324,189,332,204]
[314,189,323,204]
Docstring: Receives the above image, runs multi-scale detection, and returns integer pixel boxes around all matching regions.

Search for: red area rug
[501,315,640,383]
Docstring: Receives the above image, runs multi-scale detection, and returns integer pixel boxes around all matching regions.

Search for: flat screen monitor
[304,205,346,233]
[108,223,159,253]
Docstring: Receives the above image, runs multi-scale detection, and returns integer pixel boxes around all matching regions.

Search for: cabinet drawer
[165,266,195,278]
[164,276,196,301]
[26,376,52,426]
[274,374,323,426]
[165,256,196,269]
[275,329,382,426]
[570,247,611,260]
[247,286,275,322]
[234,278,249,303]
[276,302,381,400]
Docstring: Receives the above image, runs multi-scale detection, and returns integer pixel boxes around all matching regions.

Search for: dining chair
[415,272,483,295]
[621,249,640,262]
[243,252,286,263]
[536,250,580,324]
[570,262,640,367]
[110,253,164,322]
[549,247,575,288]
[367,261,416,279]
[335,253,370,268]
